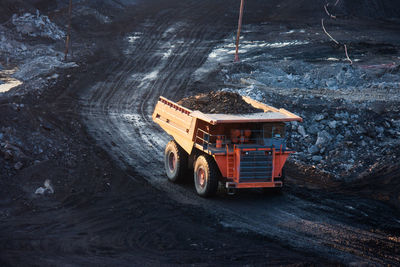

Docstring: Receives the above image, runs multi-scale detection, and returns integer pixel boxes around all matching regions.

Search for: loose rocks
[11,11,65,40]
[14,161,23,170]
[177,91,263,114]
[35,180,54,195]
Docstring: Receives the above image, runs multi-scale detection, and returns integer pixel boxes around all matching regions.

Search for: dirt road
[78,0,400,265]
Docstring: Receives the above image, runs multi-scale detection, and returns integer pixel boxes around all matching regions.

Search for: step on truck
[152,95,302,197]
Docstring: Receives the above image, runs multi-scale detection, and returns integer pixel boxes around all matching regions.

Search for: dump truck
[152,95,302,197]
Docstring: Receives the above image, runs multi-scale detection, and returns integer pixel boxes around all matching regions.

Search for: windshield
[263,123,285,139]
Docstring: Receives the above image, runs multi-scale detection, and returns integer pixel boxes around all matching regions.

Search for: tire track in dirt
[79,0,400,265]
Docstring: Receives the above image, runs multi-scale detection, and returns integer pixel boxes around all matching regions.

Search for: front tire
[194,155,220,197]
[164,140,188,183]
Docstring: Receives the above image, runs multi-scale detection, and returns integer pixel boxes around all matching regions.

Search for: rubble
[297,125,307,137]
[11,10,65,40]
[312,155,323,162]
[224,59,400,93]
[315,130,332,148]
[14,161,23,170]
[308,145,319,155]
[13,56,78,81]
[0,16,76,96]
[177,91,263,114]
[328,121,337,129]
[3,150,12,160]
[206,19,400,180]
[314,114,325,122]
[35,179,54,195]
[220,84,400,179]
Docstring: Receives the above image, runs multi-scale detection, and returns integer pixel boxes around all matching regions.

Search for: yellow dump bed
[152,96,302,154]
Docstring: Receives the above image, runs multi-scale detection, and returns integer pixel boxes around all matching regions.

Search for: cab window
[263,123,285,139]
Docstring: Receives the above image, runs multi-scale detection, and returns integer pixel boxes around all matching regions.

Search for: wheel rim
[197,167,206,188]
[168,152,176,172]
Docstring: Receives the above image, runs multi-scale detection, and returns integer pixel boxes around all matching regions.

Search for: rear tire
[164,140,188,183]
[194,155,220,197]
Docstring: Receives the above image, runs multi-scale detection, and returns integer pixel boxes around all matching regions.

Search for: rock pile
[221,86,400,179]
[288,109,400,178]
[224,59,400,92]
[11,10,65,40]
[13,55,78,81]
[177,91,263,114]
[0,14,77,96]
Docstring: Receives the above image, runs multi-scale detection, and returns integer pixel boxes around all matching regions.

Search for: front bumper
[226,181,283,189]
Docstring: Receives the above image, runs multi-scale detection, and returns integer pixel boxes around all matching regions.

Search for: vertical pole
[64,0,72,61]
[234,0,244,62]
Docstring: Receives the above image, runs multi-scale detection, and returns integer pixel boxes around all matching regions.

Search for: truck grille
[239,151,273,182]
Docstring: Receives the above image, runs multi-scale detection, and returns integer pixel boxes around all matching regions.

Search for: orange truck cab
[152,96,302,197]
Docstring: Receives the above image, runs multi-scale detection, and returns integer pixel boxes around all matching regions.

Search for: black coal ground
[0,0,400,266]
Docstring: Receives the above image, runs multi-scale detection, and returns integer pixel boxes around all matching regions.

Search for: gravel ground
[1,0,400,265]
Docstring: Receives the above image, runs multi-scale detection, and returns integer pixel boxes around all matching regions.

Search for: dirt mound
[177,91,263,114]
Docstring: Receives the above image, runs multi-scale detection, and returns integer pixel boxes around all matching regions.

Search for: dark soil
[0,1,332,266]
[177,91,263,114]
[1,0,400,266]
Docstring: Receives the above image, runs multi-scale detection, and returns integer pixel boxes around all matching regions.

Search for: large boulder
[315,130,333,148]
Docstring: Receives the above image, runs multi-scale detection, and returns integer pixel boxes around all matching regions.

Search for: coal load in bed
[177,91,263,114]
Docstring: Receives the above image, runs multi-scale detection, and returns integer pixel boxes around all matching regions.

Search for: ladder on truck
[226,146,235,178]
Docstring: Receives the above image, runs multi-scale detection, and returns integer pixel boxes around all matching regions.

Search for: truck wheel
[194,155,220,197]
[164,140,188,183]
